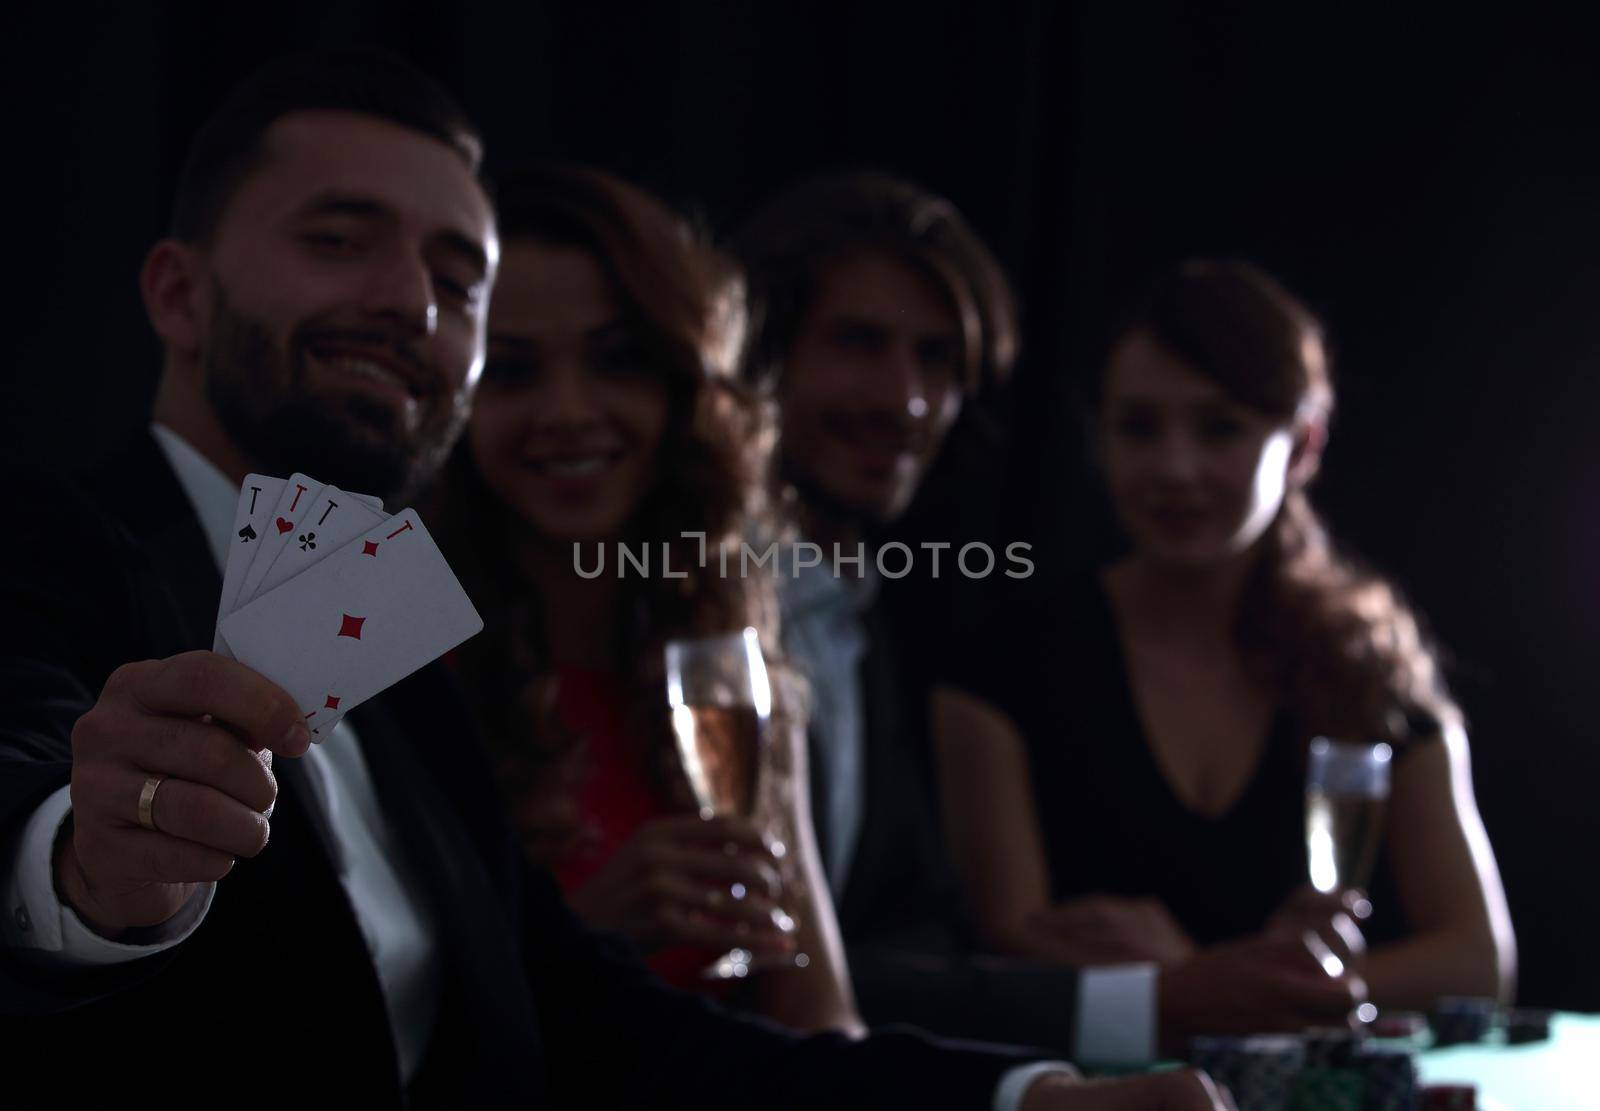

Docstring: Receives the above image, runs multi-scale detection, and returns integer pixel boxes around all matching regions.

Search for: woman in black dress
[934,260,1514,1039]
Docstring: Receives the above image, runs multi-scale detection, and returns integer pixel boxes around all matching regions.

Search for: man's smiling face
[778,248,966,523]
[195,109,498,502]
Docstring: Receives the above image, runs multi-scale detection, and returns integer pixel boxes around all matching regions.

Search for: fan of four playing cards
[213,472,483,740]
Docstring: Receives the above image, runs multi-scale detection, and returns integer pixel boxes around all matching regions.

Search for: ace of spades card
[214,473,286,654]
[217,508,482,738]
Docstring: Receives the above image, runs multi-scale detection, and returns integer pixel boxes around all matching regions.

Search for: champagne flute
[1305,738,1392,910]
[664,628,805,979]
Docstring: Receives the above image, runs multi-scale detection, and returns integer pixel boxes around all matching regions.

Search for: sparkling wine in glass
[1305,738,1392,898]
[665,628,803,979]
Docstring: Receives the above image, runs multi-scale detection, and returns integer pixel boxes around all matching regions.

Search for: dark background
[6,2,1597,1009]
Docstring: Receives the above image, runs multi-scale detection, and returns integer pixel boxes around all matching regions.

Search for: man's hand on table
[56,651,310,937]
[1022,1068,1235,1109]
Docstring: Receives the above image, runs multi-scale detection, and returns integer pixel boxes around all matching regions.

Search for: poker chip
[1355,1044,1418,1111]
[1191,1027,1434,1110]
[1420,1082,1476,1109]
[1288,1064,1364,1110]
[1232,1036,1305,1110]
[1190,1035,1250,1099]
[1303,1026,1362,1068]
[1430,997,1496,1047]
[1192,1035,1305,1110]
[1503,1007,1553,1045]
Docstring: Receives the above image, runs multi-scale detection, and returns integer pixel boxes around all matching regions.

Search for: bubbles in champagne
[671,702,762,816]
[1306,790,1386,893]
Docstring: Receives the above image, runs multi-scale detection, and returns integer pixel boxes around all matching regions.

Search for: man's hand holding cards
[214,472,483,740]
[55,472,482,938]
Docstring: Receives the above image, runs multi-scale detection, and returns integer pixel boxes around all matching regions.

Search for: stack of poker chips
[1289,1027,1364,1111]
[1190,1035,1305,1110]
[1302,1027,1361,1068]
[1354,1044,1420,1111]
[1287,1065,1364,1110]
[1503,1007,1553,1045]
[1182,999,1545,1109]
[1429,998,1497,1047]
[1188,1026,1423,1111]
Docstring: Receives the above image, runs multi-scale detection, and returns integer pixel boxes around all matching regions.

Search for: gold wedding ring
[137,775,166,832]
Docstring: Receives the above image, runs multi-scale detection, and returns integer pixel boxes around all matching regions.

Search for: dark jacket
[818,588,1086,1052]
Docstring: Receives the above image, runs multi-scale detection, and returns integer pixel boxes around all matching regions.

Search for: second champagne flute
[1305,737,1392,916]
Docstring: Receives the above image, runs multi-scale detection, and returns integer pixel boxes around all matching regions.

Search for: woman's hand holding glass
[1261,883,1369,981]
[665,628,807,978]
[565,812,797,957]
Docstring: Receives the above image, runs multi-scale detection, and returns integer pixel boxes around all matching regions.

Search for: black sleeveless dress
[946,572,1425,947]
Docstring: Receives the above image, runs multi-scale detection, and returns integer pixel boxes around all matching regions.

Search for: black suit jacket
[0,435,1037,1108]
[817,594,1087,1052]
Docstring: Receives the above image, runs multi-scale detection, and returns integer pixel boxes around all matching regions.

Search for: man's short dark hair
[171,47,482,243]
[735,172,1018,394]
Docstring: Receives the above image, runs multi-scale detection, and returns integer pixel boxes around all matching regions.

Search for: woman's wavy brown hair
[436,164,786,858]
[1100,259,1460,742]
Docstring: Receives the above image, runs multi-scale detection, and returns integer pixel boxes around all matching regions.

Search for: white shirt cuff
[994,1060,1077,1111]
[1072,962,1158,1065]
[3,786,214,964]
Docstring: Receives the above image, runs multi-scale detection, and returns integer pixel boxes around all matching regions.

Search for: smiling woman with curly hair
[435,163,860,1033]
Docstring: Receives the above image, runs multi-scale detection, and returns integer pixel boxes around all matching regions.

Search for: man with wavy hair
[740,174,1156,1064]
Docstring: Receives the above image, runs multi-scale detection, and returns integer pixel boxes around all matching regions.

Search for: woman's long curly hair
[436,164,786,858]
[1101,259,1460,742]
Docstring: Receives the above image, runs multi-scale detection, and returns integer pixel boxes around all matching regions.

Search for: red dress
[547,665,724,992]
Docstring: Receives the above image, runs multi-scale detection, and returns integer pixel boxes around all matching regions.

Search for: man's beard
[202,282,469,504]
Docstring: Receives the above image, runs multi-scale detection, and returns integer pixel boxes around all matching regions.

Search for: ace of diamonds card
[217,508,482,733]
